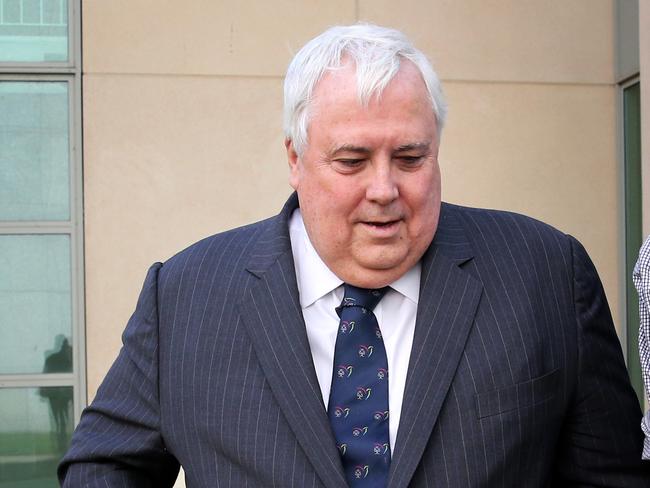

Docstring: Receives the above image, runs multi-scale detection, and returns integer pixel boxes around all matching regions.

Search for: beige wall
[82,3,622,483]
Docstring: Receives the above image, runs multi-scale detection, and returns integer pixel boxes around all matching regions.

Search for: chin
[357,247,410,271]
[347,267,410,289]
[353,260,412,287]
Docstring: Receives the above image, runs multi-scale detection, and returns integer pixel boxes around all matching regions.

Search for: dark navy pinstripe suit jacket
[59,194,650,487]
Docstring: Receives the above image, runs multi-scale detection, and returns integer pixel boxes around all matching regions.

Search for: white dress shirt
[289,209,419,451]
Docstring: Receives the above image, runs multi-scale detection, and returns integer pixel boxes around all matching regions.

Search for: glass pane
[624,82,643,403]
[0,81,69,221]
[0,235,72,374]
[0,0,68,62]
[0,386,73,487]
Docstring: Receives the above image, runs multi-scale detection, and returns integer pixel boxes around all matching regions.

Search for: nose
[366,161,399,205]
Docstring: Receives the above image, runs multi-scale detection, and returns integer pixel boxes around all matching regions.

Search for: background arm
[633,235,650,459]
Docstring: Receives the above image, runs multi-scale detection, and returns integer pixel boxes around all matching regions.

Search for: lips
[364,220,398,227]
[359,219,402,237]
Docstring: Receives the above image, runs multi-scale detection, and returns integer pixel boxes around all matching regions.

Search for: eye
[397,155,425,168]
[400,156,421,163]
[336,159,363,166]
[332,159,365,173]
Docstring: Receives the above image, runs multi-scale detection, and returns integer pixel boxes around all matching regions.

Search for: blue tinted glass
[0,234,72,374]
[0,81,70,221]
[0,386,73,486]
[0,0,68,62]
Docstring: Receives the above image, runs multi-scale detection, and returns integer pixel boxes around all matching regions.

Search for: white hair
[283,23,447,155]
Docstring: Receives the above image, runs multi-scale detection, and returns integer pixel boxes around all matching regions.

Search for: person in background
[634,235,650,459]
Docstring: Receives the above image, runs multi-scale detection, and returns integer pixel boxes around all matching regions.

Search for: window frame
[619,75,644,405]
[0,0,85,423]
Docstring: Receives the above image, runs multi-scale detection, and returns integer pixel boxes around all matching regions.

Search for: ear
[285,138,300,190]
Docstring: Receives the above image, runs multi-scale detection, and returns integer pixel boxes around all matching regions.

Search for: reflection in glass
[0,386,73,487]
[0,81,70,221]
[624,82,643,402]
[0,235,72,374]
[0,0,68,62]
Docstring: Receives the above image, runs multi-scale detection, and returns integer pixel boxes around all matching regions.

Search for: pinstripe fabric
[59,194,649,487]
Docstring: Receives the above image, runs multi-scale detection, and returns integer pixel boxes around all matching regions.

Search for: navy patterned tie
[328,284,390,487]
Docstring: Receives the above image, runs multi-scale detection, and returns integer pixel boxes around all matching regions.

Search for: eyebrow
[394,142,431,152]
[329,141,431,155]
[330,144,371,155]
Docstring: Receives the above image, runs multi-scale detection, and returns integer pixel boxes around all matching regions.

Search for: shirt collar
[289,209,421,308]
[289,209,343,308]
[389,261,420,305]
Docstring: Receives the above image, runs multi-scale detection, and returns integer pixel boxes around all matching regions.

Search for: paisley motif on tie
[328,284,390,487]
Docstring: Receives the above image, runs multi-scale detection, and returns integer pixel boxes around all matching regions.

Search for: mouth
[360,219,402,236]
[363,220,399,228]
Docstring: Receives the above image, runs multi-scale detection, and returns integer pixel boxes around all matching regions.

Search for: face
[286,61,441,288]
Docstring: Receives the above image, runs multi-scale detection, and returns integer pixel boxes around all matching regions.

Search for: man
[59,24,648,487]
[634,235,650,459]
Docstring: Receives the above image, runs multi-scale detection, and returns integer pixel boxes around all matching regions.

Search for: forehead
[312,59,429,108]
[308,61,437,147]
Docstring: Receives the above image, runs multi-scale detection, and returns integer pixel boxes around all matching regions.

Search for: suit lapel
[240,198,482,488]
[239,194,346,488]
[388,205,483,488]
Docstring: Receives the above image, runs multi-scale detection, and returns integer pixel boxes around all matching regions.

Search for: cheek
[311,180,361,218]
[406,182,440,233]
[301,186,354,241]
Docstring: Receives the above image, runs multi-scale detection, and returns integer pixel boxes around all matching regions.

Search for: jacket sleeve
[553,236,650,486]
[58,263,180,487]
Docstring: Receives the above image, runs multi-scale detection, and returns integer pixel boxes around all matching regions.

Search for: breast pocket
[475,368,559,419]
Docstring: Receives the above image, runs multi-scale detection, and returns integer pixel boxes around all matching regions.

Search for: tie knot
[337,284,388,315]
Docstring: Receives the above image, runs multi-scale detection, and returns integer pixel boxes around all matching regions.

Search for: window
[623,79,643,404]
[0,1,84,485]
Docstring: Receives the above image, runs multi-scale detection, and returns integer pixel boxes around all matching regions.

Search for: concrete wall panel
[83,0,356,76]
[359,0,615,84]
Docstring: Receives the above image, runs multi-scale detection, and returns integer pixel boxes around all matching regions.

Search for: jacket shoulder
[443,202,569,239]
[156,215,279,284]
[440,202,575,262]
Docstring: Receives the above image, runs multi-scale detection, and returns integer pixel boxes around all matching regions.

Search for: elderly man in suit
[59,24,649,487]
